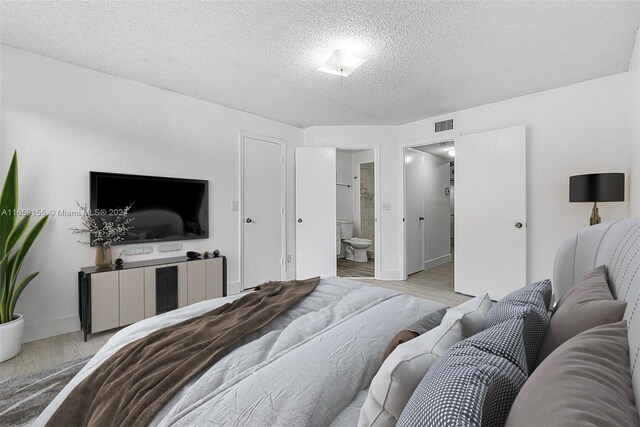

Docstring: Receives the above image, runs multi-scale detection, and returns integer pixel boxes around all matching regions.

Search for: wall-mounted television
[90,172,209,245]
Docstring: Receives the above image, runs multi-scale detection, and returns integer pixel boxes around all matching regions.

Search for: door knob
[297,218,303,223]
[419,216,425,221]
[515,222,523,229]
[246,218,253,223]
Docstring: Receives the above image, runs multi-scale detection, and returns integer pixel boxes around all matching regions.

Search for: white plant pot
[0,314,24,362]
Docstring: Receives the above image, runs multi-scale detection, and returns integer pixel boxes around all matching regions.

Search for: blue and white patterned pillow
[484,279,551,372]
[397,317,528,427]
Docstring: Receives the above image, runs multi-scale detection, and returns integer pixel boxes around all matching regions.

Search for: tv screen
[90,172,209,245]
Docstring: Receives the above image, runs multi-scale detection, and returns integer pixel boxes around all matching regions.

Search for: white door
[295,147,336,279]
[242,136,283,289]
[455,125,526,300]
[405,149,424,275]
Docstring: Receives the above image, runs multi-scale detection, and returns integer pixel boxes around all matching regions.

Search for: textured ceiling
[1,1,639,128]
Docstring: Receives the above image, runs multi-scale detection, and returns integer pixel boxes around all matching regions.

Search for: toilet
[337,220,373,262]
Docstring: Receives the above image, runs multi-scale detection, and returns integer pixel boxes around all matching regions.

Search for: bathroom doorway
[336,149,376,278]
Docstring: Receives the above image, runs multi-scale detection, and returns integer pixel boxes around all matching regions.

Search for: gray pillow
[507,321,640,427]
[536,265,627,365]
[382,307,447,360]
[407,307,447,335]
[397,316,528,427]
[484,279,551,373]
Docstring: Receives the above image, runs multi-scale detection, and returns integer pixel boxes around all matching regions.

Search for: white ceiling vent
[435,119,454,133]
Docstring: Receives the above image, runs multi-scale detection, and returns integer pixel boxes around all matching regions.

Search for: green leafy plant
[0,151,49,324]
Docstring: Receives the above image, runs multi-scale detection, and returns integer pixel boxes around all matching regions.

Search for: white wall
[401,72,632,282]
[305,74,632,282]
[0,46,303,342]
[336,150,353,222]
[629,28,640,216]
[422,152,451,268]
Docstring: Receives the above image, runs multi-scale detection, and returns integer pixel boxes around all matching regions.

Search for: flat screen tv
[90,172,209,245]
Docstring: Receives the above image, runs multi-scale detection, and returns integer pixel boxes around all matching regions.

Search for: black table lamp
[570,173,625,226]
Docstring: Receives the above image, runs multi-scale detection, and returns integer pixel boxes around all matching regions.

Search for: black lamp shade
[569,173,625,203]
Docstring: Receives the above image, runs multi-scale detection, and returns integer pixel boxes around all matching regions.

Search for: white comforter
[37,277,444,426]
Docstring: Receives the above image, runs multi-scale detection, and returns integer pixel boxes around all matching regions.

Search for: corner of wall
[628,27,640,217]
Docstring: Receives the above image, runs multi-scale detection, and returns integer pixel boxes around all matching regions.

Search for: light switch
[232,201,239,211]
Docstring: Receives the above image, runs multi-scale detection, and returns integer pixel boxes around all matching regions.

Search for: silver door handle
[297,218,303,223]
[419,217,425,221]
[246,218,253,223]
[515,222,523,229]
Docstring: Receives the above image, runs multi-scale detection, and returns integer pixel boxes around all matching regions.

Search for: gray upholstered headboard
[554,218,640,410]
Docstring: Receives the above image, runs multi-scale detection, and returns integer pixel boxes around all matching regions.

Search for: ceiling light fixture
[448,148,456,157]
[318,49,366,78]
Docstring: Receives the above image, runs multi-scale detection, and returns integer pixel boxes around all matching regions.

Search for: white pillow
[358,294,492,427]
[442,293,493,335]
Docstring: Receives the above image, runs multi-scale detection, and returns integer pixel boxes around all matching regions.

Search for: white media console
[78,256,227,340]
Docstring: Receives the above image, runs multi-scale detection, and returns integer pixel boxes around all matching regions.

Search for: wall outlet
[287,255,292,263]
[125,246,142,255]
[382,202,391,211]
[159,243,182,252]
[125,246,154,256]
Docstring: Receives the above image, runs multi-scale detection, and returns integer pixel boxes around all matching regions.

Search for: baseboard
[22,315,79,343]
[227,281,243,295]
[424,254,452,270]
[377,271,403,280]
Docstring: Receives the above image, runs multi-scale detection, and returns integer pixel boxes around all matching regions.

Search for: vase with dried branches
[70,202,134,267]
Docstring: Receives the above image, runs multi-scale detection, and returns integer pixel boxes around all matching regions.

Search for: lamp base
[590,202,601,226]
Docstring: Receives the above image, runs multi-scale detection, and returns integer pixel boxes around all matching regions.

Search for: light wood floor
[0,328,118,383]
[359,262,470,307]
[0,262,466,383]
[337,257,375,277]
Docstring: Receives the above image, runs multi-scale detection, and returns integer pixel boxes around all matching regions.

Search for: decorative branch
[70,201,134,247]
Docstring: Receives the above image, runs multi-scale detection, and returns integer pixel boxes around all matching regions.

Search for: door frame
[239,131,286,289]
[400,133,458,280]
[333,144,381,279]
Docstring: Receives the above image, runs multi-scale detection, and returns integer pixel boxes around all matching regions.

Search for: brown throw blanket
[47,277,320,427]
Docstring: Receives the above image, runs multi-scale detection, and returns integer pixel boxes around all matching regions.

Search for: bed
[39,219,640,426]
[36,276,445,426]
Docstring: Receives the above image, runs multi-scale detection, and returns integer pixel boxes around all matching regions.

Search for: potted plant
[0,151,49,362]
[70,202,133,267]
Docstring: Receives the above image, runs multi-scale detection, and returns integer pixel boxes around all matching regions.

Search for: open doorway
[403,140,455,287]
[336,149,375,278]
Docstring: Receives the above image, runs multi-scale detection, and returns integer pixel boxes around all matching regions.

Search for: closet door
[455,125,526,300]
[242,135,284,289]
[295,147,336,279]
